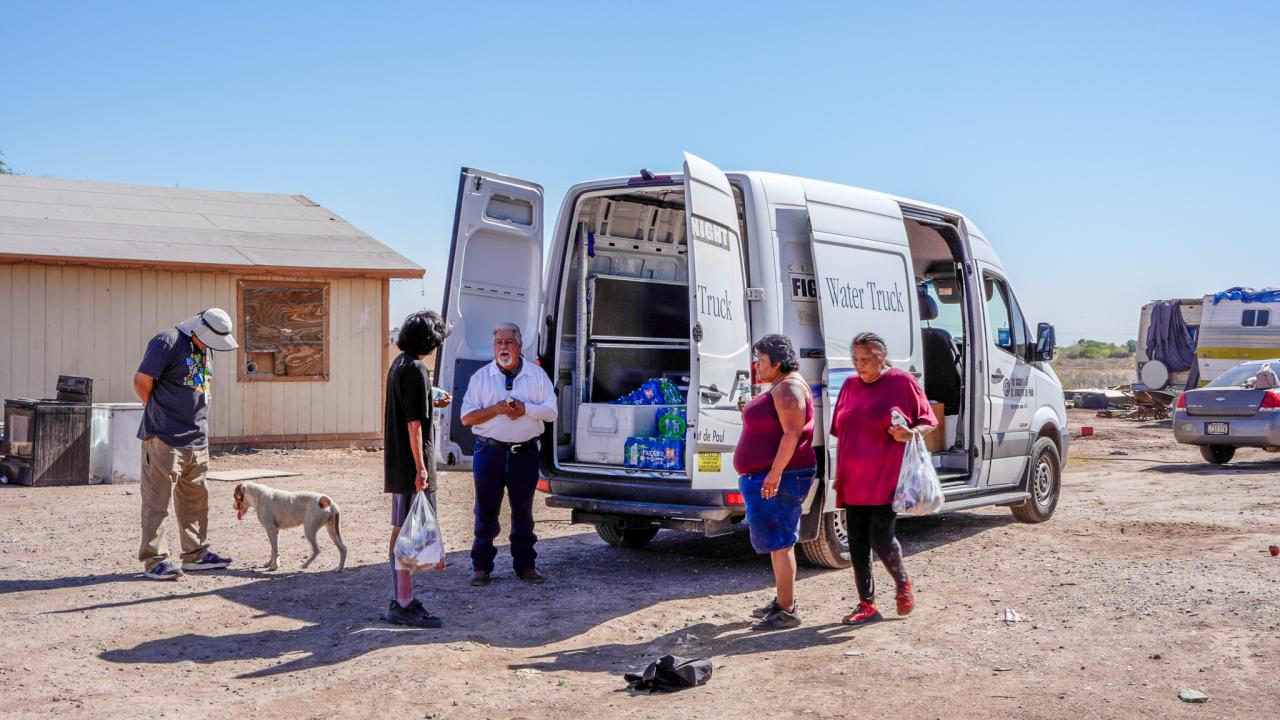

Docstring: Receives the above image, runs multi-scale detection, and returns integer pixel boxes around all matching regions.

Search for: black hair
[397,311,450,357]
[752,333,800,373]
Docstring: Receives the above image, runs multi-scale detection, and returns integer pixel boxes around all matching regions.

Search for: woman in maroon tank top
[732,334,817,630]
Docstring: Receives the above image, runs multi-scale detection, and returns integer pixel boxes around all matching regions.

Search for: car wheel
[1199,445,1236,465]
[1011,437,1061,524]
[799,510,851,569]
[594,523,659,549]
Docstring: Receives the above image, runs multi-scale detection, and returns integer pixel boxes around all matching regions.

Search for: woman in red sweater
[733,334,817,631]
[831,332,937,626]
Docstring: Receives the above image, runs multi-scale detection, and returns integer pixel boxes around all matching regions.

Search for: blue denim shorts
[739,467,818,553]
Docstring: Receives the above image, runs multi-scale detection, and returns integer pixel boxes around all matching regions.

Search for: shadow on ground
[45,510,1010,678]
[1149,458,1280,475]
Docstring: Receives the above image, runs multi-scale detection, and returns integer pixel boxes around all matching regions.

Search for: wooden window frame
[237,279,331,383]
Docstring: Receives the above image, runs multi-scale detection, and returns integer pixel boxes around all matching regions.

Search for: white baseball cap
[177,308,239,352]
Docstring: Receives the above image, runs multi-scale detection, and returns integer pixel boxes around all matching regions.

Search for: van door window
[984,274,1030,358]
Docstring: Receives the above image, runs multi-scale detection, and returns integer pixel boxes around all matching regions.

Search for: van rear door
[683,152,751,489]
[435,168,544,465]
[804,183,920,477]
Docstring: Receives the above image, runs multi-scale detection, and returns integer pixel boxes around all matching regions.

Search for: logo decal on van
[788,273,817,303]
[690,216,735,251]
[1003,377,1034,398]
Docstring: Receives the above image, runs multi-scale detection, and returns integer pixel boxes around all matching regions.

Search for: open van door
[683,152,751,489]
[803,184,920,484]
[435,168,544,465]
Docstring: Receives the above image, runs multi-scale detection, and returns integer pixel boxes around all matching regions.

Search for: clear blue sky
[4,2,1277,345]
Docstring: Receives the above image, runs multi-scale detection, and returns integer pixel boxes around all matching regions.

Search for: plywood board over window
[238,280,330,382]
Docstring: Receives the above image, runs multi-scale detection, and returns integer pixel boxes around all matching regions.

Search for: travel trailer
[1194,290,1280,386]
[1138,290,1280,390]
[1136,298,1203,390]
[436,153,1067,568]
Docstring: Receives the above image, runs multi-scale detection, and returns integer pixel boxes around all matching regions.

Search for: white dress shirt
[460,358,558,443]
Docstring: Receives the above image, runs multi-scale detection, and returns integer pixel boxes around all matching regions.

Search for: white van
[436,153,1068,568]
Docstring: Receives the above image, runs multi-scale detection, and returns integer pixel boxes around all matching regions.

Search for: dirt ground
[2,409,1278,719]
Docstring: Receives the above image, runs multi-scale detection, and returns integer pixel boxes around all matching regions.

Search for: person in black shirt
[383,311,451,628]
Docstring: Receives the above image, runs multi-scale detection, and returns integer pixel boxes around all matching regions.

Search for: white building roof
[0,174,423,278]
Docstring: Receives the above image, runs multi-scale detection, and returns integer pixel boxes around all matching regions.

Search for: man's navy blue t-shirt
[136,329,213,448]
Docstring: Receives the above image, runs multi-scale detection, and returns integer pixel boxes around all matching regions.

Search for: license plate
[1206,422,1229,435]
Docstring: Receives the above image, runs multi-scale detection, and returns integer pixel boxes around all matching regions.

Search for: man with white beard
[459,322,557,586]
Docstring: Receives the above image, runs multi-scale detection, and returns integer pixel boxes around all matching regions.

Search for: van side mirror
[1034,322,1057,362]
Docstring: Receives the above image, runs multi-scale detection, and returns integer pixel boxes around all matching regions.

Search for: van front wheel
[1011,437,1061,523]
[799,511,851,569]
[594,523,659,549]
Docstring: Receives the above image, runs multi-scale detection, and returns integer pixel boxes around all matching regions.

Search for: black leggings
[844,505,908,604]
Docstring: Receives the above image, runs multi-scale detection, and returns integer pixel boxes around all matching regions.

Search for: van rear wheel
[1199,445,1235,465]
[594,523,660,549]
[1011,437,1061,523]
[799,511,851,569]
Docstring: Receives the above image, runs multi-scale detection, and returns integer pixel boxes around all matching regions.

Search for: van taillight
[1261,391,1280,410]
[1175,393,1187,409]
[725,492,745,506]
[536,479,551,493]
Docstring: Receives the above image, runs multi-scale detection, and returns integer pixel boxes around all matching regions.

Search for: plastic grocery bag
[892,413,944,516]
[393,491,446,572]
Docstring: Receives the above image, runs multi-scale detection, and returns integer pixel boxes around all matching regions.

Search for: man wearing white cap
[133,308,238,580]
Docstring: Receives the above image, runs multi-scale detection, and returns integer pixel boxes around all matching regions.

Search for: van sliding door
[436,168,544,465]
[804,183,921,480]
[683,152,750,490]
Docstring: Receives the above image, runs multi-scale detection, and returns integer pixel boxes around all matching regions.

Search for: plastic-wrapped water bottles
[658,378,685,404]
[656,407,687,439]
[623,435,686,470]
[624,437,642,467]
[661,439,686,470]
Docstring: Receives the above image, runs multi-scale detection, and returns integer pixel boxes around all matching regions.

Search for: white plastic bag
[892,412,944,516]
[393,491,446,572]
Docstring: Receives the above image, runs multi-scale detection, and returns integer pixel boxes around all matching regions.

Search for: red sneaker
[842,600,883,626]
[895,580,915,616]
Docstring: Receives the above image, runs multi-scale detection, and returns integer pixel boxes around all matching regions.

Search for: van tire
[594,523,659,549]
[799,511,851,569]
[1199,445,1235,465]
[1011,436,1061,524]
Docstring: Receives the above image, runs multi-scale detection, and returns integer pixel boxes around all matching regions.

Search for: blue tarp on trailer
[1212,287,1280,305]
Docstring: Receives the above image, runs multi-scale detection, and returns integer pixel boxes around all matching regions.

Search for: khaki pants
[138,437,211,570]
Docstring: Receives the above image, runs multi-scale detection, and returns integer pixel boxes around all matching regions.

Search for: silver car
[1173,359,1280,464]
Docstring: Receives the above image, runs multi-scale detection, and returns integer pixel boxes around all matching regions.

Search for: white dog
[233,481,347,572]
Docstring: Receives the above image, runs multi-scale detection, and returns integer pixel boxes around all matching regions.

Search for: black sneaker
[752,603,801,631]
[182,551,232,571]
[751,597,781,619]
[143,560,184,581]
[387,599,444,629]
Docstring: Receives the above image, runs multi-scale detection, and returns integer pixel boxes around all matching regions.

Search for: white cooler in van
[574,403,675,465]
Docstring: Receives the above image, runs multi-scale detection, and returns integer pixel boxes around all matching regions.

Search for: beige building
[0,174,423,448]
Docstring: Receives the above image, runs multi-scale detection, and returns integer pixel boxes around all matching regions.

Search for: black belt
[475,436,539,454]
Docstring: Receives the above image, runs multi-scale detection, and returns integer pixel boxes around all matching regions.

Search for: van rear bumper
[545,495,737,536]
